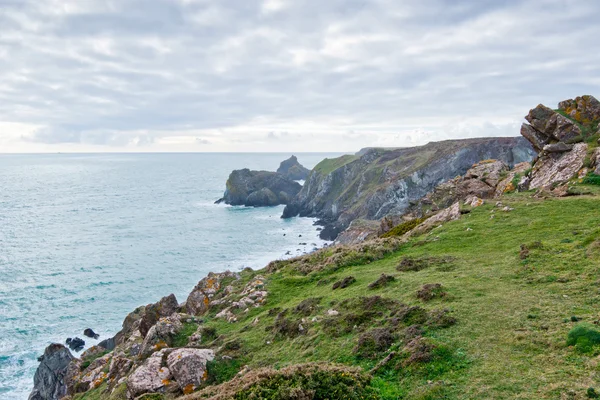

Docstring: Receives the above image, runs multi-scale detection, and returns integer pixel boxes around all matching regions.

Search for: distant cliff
[215,169,301,207]
[282,137,535,239]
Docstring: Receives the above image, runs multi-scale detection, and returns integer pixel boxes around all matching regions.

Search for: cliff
[276,155,310,180]
[215,169,301,207]
[283,137,535,239]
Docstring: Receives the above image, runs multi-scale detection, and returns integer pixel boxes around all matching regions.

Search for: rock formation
[277,155,310,180]
[215,169,301,207]
[283,137,535,240]
[29,344,74,400]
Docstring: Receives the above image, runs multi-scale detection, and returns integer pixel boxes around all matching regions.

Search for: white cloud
[0,0,599,153]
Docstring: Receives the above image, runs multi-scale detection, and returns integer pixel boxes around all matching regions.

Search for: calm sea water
[0,153,338,399]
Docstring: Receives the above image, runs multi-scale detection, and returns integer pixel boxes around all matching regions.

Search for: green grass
[195,190,600,399]
[172,322,199,347]
[312,154,358,175]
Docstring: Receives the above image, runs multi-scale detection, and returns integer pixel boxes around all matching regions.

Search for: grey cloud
[0,0,599,151]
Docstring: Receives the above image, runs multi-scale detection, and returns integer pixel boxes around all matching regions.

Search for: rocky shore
[29,95,600,399]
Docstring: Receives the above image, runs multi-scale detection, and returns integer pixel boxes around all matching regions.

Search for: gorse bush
[380,218,426,238]
[567,324,600,353]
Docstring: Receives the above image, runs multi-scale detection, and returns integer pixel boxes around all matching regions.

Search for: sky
[0,0,599,153]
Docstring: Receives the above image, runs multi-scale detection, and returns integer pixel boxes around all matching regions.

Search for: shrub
[397,256,454,272]
[583,174,600,186]
[567,324,600,353]
[295,297,322,315]
[354,328,396,359]
[416,284,447,302]
[380,218,426,238]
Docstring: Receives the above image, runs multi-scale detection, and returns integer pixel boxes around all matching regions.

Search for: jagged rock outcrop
[283,137,535,240]
[29,344,74,400]
[277,155,310,180]
[519,95,599,191]
[139,293,179,337]
[185,271,239,316]
[216,169,301,207]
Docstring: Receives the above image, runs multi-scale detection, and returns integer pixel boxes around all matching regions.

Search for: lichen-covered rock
[139,293,179,338]
[591,148,600,175]
[558,95,600,123]
[216,169,301,207]
[127,349,172,398]
[107,355,133,389]
[529,143,588,189]
[166,348,215,393]
[495,162,531,196]
[114,305,146,346]
[29,344,74,400]
[463,160,509,188]
[277,155,310,180]
[140,314,183,358]
[185,271,239,316]
[524,104,582,148]
[78,353,111,391]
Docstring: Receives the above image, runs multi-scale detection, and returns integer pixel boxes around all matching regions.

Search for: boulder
[83,329,99,340]
[166,348,215,392]
[529,143,588,189]
[216,169,301,206]
[65,338,85,352]
[543,142,573,153]
[405,202,461,238]
[185,271,238,316]
[495,162,531,196]
[114,305,146,346]
[524,104,582,145]
[464,160,509,188]
[140,314,183,358]
[127,349,172,398]
[107,355,133,388]
[558,95,600,123]
[277,155,310,180]
[139,294,179,338]
[591,148,600,175]
[29,344,74,400]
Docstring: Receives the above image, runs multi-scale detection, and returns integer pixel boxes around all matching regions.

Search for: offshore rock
[282,137,534,240]
[277,155,310,180]
[216,169,301,207]
[83,328,99,340]
[29,344,74,400]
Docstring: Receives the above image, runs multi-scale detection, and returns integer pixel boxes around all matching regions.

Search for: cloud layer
[1,0,599,152]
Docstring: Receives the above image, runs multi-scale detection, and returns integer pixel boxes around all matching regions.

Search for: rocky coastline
[29,95,600,400]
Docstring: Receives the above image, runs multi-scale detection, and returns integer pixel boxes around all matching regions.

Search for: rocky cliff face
[216,169,301,207]
[283,137,535,240]
[29,344,74,400]
[277,155,310,180]
[518,95,599,192]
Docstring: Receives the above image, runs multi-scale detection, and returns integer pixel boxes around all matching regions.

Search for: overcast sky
[0,0,598,153]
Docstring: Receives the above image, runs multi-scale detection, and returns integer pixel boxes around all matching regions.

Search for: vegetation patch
[206,357,243,385]
[567,324,600,353]
[380,218,426,238]
[416,283,447,302]
[354,328,396,359]
[332,276,356,290]
[368,274,396,290]
[583,174,600,186]
[294,297,322,316]
[396,256,454,272]
[172,322,200,347]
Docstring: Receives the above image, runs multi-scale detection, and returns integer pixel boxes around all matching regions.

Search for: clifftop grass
[195,185,600,399]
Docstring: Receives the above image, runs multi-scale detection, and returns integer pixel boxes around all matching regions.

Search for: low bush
[583,174,600,186]
[416,283,447,302]
[380,218,426,238]
[332,276,356,290]
[368,274,396,290]
[206,357,242,385]
[567,323,600,353]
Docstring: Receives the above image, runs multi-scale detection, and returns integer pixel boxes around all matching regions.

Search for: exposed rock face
[558,95,600,123]
[140,314,184,357]
[216,169,301,207]
[529,143,588,189]
[591,148,600,175]
[166,348,215,392]
[139,293,179,338]
[282,137,534,240]
[127,349,173,398]
[277,155,310,180]
[185,271,239,316]
[495,162,531,197]
[522,104,581,150]
[405,202,461,238]
[29,344,74,400]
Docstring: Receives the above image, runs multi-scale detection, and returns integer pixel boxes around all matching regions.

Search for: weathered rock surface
[216,169,301,207]
[166,348,215,392]
[523,104,581,149]
[277,155,310,180]
[282,137,534,240]
[139,293,179,338]
[140,314,183,357]
[127,349,172,398]
[185,271,239,316]
[495,162,531,197]
[529,143,588,189]
[591,148,600,175]
[558,95,600,123]
[29,344,74,400]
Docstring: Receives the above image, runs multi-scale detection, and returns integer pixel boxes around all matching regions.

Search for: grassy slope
[199,186,600,399]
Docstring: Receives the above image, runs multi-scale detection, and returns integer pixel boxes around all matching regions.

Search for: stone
[558,95,600,123]
[525,104,582,143]
[78,354,111,391]
[494,162,532,196]
[166,348,215,392]
[458,179,495,199]
[29,344,74,400]
[127,349,172,398]
[529,143,588,189]
[83,329,99,340]
[114,305,146,346]
[464,160,509,188]
[139,294,179,338]
[108,356,133,389]
[277,155,310,180]
[405,202,461,238]
[140,314,183,358]
[543,142,573,153]
[98,337,115,351]
[185,271,238,316]
[65,337,85,352]
[216,169,301,206]
[591,148,600,175]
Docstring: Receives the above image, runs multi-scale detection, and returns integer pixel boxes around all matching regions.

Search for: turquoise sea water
[0,153,337,399]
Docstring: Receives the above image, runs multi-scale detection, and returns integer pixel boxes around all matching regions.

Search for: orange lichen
[183,383,196,395]
[203,296,210,307]
[161,379,171,385]
[154,340,168,350]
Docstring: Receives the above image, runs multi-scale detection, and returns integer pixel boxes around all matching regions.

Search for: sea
[0,152,340,399]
